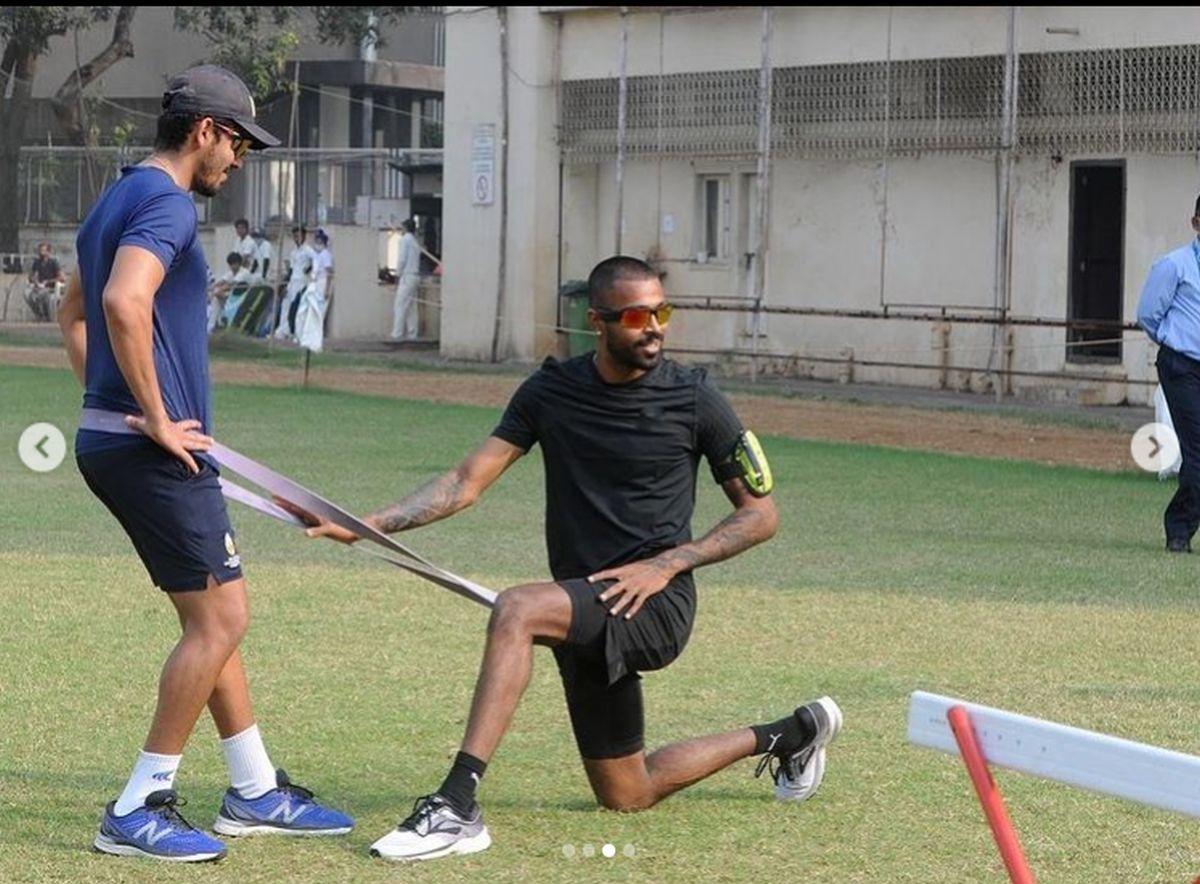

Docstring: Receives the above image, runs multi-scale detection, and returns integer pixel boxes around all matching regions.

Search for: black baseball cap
[161,64,281,150]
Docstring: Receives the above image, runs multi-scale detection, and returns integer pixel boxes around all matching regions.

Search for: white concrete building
[442,6,1200,403]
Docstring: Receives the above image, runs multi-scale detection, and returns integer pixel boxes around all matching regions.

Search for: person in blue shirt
[57,65,352,862]
[1136,194,1200,553]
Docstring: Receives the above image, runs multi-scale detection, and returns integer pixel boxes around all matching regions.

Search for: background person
[1137,193,1200,553]
[208,251,253,334]
[233,217,255,271]
[390,219,421,341]
[250,227,273,281]
[277,225,314,340]
[294,227,333,352]
[25,241,67,321]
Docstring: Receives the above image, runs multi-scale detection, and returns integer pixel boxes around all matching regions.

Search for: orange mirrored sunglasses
[594,303,674,330]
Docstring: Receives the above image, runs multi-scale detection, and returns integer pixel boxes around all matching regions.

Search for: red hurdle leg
[947,704,1036,884]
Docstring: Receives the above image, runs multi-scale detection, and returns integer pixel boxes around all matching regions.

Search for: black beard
[605,332,663,371]
[193,178,220,198]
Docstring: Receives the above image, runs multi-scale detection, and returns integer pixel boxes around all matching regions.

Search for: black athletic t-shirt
[493,355,745,580]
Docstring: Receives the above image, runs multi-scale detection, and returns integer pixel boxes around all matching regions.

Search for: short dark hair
[291,224,307,236]
[226,251,242,266]
[402,219,416,233]
[235,218,249,229]
[154,112,201,151]
[1194,194,1200,218]
[587,255,659,308]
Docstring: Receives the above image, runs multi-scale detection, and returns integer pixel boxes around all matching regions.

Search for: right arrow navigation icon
[1130,422,1181,474]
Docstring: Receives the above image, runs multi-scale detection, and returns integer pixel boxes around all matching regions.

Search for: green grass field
[3,362,1200,883]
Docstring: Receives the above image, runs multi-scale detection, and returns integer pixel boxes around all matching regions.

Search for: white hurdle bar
[907,690,1200,819]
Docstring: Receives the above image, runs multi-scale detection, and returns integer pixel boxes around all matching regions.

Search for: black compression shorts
[552,573,695,759]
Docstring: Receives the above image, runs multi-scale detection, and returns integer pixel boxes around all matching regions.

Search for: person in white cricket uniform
[276,225,315,340]
[295,228,333,352]
[391,219,422,341]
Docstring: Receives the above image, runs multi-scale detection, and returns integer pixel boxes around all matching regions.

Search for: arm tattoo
[656,506,772,574]
[369,469,473,534]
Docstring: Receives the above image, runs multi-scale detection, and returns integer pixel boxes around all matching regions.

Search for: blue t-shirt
[74,166,211,456]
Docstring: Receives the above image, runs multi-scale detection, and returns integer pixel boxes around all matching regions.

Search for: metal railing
[18,146,444,227]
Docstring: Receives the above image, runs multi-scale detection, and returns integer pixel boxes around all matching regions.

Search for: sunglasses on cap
[593,302,674,330]
[212,121,251,160]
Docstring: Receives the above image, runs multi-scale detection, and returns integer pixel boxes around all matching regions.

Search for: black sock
[750,706,816,756]
[437,751,487,814]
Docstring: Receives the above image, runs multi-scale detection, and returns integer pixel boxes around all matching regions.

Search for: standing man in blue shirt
[1137,195,1200,553]
[57,65,352,862]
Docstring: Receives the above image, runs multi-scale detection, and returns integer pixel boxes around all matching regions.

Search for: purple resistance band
[78,408,497,608]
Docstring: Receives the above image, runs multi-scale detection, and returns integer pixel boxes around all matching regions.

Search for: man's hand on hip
[124,414,212,475]
[588,557,678,620]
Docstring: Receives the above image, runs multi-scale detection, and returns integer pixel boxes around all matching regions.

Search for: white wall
[440,6,560,361]
[558,6,1200,79]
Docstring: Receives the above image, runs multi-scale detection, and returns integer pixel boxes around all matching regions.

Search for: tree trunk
[52,6,138,146]
[0,42,39,256]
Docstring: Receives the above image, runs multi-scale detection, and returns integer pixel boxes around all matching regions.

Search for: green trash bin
[560,279,595,357]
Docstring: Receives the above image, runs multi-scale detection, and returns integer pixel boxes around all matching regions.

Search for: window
[697,174,730,262]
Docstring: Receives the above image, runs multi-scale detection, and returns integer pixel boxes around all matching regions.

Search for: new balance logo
[150,772,173,782]
[133,821,173,846]
[267,800,307,825]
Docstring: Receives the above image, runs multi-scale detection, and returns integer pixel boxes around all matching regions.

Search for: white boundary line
[907,691,1200,818]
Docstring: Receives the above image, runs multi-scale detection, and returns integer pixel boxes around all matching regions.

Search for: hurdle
[907,691,1200,883]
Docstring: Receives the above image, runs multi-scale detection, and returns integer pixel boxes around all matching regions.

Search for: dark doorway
[1068,161,1124,363]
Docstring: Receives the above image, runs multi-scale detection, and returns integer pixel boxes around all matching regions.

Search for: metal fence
[18,146,443,227]
[561,43,1200,161]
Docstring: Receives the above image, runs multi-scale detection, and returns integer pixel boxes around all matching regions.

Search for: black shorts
[77,442,243,592]
[552,573,696,760]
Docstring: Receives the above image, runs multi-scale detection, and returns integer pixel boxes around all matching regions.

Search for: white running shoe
[369,794,491,862]
[756,696,844,802]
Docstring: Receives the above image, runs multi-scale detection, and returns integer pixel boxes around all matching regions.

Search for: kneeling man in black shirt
[303,256,842,863]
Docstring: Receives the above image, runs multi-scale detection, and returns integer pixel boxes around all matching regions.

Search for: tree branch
[52,5,137,144]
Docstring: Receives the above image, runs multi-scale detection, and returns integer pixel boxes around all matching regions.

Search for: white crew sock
[113,750,182,817]
[220,724,277,799]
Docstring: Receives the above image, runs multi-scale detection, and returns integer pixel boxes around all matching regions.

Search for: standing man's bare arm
[102,245,213,472]
[57,272,87,385]
[297,436,526,543]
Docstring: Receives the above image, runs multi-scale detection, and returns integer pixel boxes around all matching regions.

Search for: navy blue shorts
[77,442,243,592]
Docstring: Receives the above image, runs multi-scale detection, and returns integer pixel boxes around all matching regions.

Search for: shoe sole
[213,816,353,837]
[775,696,843,803]
[93,833,224,862]
[370,827,492,862]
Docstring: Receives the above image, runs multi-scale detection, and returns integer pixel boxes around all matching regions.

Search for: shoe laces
[753,738,813,784]
[399,794,443,836]
[275,770,316,804]
[146,792,197,831]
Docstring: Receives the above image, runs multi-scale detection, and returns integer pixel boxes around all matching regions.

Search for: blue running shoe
[213,769,354,837]
[94,790,226,862]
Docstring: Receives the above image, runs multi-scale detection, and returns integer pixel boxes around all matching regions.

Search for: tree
[51,6,137,148]
[0,6,130,252]
[174,8,299,105]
